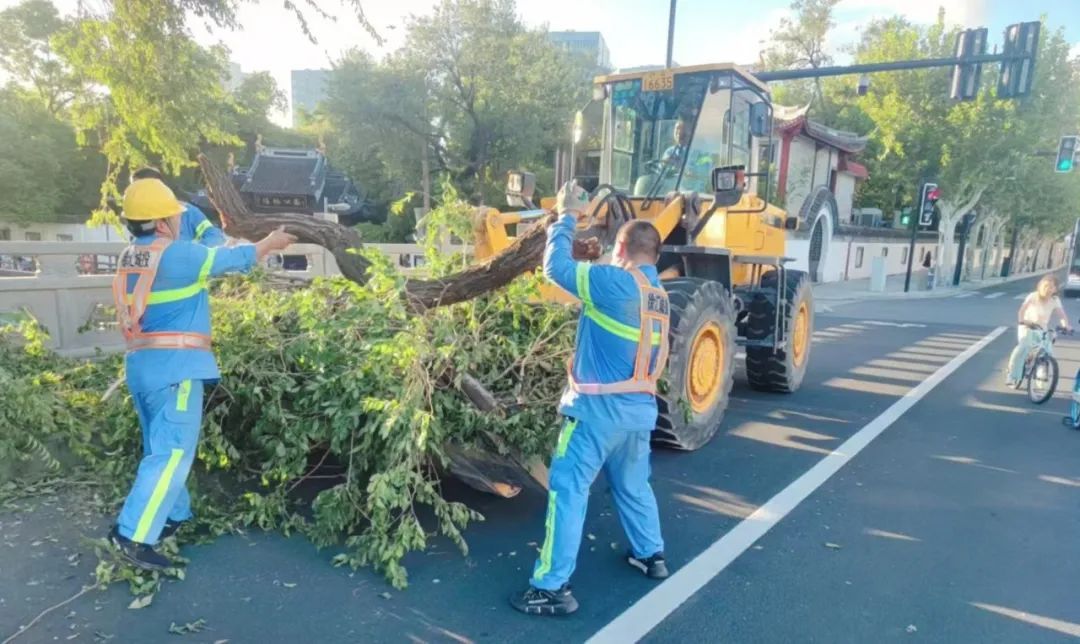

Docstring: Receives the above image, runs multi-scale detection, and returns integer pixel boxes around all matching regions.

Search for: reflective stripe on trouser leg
[603,430,664,559]
[531,418,606,591]
[117,380,203,544]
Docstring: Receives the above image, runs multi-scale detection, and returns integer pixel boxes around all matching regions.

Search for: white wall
[0,220,121,243]
[834,174,856,224]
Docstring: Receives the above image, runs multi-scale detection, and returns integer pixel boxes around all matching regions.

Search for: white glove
[555,180,589,218]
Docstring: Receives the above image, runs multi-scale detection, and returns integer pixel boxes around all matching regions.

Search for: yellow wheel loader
[478,64,815,452]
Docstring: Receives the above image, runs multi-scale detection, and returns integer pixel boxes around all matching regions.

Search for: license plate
[642,70,674,92]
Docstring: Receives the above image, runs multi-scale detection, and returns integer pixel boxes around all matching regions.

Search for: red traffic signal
[927,187,942,202]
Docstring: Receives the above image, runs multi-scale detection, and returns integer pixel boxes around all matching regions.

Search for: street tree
[850,13,1022,285]
[760,0,842,111]
[400,0,592,197]
[0,88,101,223]
[0,0,80,115]
[53,0,243,224]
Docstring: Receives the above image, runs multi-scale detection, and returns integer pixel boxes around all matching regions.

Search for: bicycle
[1013,322,1069,404]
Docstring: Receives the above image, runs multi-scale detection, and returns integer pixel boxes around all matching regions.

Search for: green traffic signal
[1059,158,1074,172]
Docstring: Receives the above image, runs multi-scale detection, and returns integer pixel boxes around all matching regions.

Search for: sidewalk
[813,267,1059,302]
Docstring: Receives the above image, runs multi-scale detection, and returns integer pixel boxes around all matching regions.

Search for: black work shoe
[107,526,172,571]
[510,585,579,616]
[160,519,189,540]
[627,552,669,579]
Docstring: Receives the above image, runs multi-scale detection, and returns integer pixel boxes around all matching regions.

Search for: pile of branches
[0,162,582,588]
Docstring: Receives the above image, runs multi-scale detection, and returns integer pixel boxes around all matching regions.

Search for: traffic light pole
[756,52,1028,82]
[903,208,918,293]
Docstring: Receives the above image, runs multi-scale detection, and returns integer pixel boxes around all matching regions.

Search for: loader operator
[512,181,670,616]
[107,178,296,570]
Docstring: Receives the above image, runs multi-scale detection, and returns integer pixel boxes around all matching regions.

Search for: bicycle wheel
[1028,353,1059,404]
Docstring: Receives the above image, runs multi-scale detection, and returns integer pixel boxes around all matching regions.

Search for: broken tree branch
[197,154,554,311]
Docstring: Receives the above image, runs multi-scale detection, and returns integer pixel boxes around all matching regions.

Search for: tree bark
[197,154,554,310]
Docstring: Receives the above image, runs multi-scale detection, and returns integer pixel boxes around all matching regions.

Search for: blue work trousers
[531,417,664,591]
[117,380,203,545]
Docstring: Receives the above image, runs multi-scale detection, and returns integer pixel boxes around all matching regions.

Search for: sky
[7,0,1080,125]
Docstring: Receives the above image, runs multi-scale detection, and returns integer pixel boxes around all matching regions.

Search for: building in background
[226,62,251,92]
[290,69,330,127]
[548,31,612,71]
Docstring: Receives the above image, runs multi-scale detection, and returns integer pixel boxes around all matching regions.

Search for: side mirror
[750,102,771,138]
[784,216,799,230]
[711,165,746,208]
[506,171,536,208]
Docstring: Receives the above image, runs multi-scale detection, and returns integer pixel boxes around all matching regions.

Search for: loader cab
[586,65,773,203]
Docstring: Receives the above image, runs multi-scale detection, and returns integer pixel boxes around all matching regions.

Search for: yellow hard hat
[122,178,184,221]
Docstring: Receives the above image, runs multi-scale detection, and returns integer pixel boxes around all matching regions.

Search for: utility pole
[665,0,677,69]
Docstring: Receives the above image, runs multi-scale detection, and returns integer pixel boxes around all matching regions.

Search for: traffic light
[1057,135,1078,173]
[951,28,987,101]
[998,21,1041,98]
[899,208,912,228]
[918,183,940,227]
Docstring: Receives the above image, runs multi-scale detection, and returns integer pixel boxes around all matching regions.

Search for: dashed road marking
[955,292,977,299]
[985,292,1005,299]
[587,326,1009,644]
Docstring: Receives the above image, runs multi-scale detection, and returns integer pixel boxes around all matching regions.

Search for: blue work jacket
[544,214,663,432]
[122,238,256,394]
[180,203,226,247]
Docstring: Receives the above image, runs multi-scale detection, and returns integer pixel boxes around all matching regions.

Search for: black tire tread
[745,270,813,393]
[1027,353,1059,404]
[654,278,736,451]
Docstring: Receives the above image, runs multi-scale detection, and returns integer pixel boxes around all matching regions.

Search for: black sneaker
[509,585,579,616]
[107,526,172,571]
[160,519,189,540]
[627,552,669,579]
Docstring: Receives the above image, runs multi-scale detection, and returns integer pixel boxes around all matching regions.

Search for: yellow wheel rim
[686,321,724,414]
[792,301,810,367]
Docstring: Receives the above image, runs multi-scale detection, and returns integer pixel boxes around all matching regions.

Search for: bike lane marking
[587,325,1008,644]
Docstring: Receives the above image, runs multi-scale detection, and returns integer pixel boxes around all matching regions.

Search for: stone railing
[0,240,461,358]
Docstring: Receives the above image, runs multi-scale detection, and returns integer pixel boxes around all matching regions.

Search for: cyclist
[1006,275,1071,387]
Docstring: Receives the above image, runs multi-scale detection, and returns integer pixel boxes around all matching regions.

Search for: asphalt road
[4,273,1079,643]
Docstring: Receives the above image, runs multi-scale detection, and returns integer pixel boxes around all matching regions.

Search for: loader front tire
[654,278,736,451]
[745,270,813,393]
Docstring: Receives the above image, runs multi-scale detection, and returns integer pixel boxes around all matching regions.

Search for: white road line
[587,325,1008,644]
[1015,294,1027,300]
[954,292,977,298]
[985,292,1005,299]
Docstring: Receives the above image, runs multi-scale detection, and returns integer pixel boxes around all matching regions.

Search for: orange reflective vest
[567,267,670,395]
[111,239,212,352]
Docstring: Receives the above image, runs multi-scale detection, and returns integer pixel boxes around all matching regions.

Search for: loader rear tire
[654,278,736,451]
[744,270,813,393]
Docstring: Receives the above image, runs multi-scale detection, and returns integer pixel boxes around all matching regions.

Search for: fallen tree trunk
[197,154,553,310]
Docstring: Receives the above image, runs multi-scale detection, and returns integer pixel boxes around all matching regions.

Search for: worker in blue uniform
[107,178,296,570]
[511,181,671,616]
[131,167,226,247]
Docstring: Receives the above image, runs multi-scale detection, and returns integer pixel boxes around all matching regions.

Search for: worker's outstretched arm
[203,227,296,278]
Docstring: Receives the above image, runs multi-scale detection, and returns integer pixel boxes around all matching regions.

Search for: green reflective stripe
[532,491,558,582]
[583,307,663,345]
[194,220,212,241]
[199,248,216,283]
[576,263,592,306]
[176,380,192,412]
[132,448,184,543]
[132,248,216,306]
[555,419,577,458]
